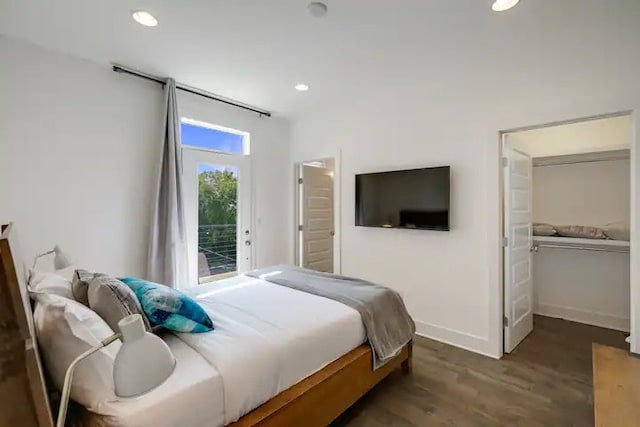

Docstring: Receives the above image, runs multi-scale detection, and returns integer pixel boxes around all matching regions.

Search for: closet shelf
[533,236,630,252]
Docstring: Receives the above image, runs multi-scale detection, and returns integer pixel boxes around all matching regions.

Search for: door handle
[244,240,251,246]
[330,231,335,237]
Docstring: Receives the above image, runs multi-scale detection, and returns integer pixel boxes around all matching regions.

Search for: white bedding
[84,334,224,427]
[87,274,366,426]
[179,275,367,424]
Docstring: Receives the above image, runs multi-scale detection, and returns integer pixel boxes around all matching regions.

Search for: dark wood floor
[333,315,628,427]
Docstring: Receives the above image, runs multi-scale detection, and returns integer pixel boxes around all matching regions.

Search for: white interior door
[183,149,252,286]
[301,164,334,272]
[503,138,534,353]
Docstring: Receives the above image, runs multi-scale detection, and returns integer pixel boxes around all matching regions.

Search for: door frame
[494,109,639,358]
[294,154,342,273]
[183,147,254,286]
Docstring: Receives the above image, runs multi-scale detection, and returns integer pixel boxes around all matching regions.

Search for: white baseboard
[535,303,630,332]
[414,320,498,359]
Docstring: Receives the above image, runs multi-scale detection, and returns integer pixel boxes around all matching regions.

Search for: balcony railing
[198,224,237,279]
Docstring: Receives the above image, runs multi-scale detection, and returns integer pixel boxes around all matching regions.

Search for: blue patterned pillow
[120,277,213,333]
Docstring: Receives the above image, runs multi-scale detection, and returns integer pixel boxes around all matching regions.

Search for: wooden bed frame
[230,342,411,427]
[0,223,412,427]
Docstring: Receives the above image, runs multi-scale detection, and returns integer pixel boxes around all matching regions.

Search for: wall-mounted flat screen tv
[355,166,450,231]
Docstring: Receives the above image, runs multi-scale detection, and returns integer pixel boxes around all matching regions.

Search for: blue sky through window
[182,122,244,154]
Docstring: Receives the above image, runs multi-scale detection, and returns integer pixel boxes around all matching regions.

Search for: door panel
[504,140,534,353]
[184,149,251,285]
[302,164,334,272]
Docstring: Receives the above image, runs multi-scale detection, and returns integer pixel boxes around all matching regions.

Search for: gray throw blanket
[246,265,415,369]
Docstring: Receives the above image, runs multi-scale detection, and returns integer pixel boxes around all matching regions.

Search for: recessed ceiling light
[307,2,328,18]
[132,10,158,27]
[492,0,520,12]
[295,84,310,92]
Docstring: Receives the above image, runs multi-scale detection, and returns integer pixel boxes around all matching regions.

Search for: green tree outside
[198,170,238,268]
[199,170,237,225]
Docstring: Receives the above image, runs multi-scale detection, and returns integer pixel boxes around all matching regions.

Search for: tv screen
[355,166,450,231]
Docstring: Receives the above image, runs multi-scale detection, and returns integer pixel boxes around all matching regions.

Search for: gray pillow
[87,276,151,332]
[72,269,102,305]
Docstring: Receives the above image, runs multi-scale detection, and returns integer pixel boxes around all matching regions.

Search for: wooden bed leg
[402,341,413,375]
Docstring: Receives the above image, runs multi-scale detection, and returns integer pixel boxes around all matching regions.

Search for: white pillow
[28,266,76,299]
[604,221,630,241]
[33,294,121,410]
[533,223,556,237]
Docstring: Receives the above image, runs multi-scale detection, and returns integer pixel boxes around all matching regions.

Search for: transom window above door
[181,118,250,155]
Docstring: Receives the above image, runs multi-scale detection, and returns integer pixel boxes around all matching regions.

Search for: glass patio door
[183,149,252,285]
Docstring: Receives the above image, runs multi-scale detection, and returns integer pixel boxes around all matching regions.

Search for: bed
[0,223,413,427]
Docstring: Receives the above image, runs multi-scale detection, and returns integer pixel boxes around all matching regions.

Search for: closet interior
[509,115,632,335]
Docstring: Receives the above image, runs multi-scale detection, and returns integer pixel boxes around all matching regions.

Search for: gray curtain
[147,78,189,288]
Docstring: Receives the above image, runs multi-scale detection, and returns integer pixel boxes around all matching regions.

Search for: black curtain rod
[112,65,272,118]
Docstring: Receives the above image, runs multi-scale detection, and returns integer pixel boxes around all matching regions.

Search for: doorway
[295,158,337,273]
[182,119,252,285]
[501,114,633,353]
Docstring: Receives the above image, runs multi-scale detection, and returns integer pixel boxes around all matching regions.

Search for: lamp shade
[492,0,520,12]
[113,314,176,397]
[53,245,72,270]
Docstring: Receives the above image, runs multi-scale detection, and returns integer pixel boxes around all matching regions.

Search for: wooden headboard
[0,223,53,427]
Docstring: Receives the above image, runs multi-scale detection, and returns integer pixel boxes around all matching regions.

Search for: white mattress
[86,274,366,427]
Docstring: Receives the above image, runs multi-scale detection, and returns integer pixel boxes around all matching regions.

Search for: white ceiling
[509,115,632,158]
[1,0,639,118]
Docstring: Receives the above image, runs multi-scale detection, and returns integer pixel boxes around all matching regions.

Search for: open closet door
[503,137,534,353]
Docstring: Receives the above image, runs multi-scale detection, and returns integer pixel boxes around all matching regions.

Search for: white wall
[291,51,640,359]
[291,101,498,355]
[508,115,632,157]
[0,36,161,276]
[533,248,630,332]
[0,36,291,278]
[531,160,630,332]
[533,160,630,226]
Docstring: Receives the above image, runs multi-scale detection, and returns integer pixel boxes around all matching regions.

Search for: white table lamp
[113,314,176,397]
[32,245,72,270]
[56,314,176,427]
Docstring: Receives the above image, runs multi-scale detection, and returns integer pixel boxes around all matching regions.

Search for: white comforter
[178,275,367,425]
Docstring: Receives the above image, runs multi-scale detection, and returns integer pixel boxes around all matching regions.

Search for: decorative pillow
[533,223,556,237]
[603,221,630,241]
[88,275,151,332]
[72,269,104,305]
[120,277,214,333]
[555,225,607,239]
[33,294,120,409]
[28,268,75,299]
